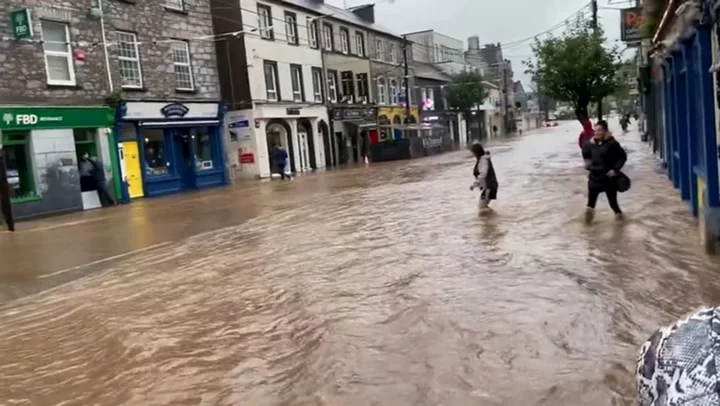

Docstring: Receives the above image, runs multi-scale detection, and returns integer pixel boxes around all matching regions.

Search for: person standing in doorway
[274,145,291,180]
[582,120,626,223]
[82,152,115,207]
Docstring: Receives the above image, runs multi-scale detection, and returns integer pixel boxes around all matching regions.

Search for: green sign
[11,9,32,40]
[0,107,114,130]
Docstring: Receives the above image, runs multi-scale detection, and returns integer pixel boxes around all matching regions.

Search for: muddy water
[3,123,720,405]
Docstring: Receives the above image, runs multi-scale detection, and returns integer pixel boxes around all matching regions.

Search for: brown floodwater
[2,122,720,405]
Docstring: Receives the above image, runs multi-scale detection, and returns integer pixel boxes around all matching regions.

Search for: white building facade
[404,30,474,75]
[211,0,330,179]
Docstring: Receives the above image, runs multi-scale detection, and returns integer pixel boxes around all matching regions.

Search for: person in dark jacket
[581,120,626,223]
[273,145,290,180]
[469,143,498,212]
[82,152,115,207]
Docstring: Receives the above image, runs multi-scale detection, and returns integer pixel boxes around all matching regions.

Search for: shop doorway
[122,141,144,198]
[173,132,195,190]
[266,119,295,175]
[320,120,332,168]
[298,119,317,170]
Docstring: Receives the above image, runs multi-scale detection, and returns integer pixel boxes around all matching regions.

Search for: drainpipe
[98,0,114,92]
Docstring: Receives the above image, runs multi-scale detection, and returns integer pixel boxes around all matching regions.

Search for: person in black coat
[469,143,498,212]
[581,120,627,222]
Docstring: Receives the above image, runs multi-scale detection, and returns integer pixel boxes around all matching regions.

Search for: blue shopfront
[115,101,228,201]
[658,1,720,251]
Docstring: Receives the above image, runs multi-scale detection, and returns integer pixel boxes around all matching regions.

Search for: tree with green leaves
[525,19,621,123]
[446,70,488,128]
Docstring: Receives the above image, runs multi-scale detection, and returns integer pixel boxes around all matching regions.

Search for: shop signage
[240,153,254,164]
[123,102,219,120]
[160,103,190,119]
[620,7,646,44]
[228,117,251,141]
[286,108,301,115]
[0,107,113,130]
[422,136,443,149]
[11,9,32,40]
[334,107,376,121]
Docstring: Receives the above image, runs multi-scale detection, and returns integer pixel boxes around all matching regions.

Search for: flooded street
[3,121,720,405]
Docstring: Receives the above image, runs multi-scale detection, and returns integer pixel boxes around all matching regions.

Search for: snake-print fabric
[636,307,720,405]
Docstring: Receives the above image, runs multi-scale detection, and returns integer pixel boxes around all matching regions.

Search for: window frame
[339,27,350,54]
[290,64,305,102]
[263,60,280,101]
[374,38,383,61]
[355,32,365,57]
[165,0,184,11]
[388,42,396,63]
[322,23,333,51]
[257,4,274,40]
[311,67,324,103]
[356,73,369,101]
[284,11,298,45]
[389,78,398,104]
[2,131,38,203]
[170,40,194,91]
[307,18,318,49]
[40,20,76,86]
[116,31,143,89]
[427,87,435,110]
[376,76,386,104]
[327,69,338,103]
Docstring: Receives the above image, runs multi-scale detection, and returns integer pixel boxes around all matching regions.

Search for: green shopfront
[0,106,119,220]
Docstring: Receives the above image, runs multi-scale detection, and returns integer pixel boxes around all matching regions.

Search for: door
[173,133,195,190]
[298,131,310,171]
[122,141,144,198]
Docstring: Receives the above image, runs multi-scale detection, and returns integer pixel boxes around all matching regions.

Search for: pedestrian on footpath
[582,120,627,223]
[637,306,720,405]
[273,145,291,180]
[469,143,498,213]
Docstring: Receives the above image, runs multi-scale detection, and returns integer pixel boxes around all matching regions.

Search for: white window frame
[377,77,386,104]
[389,78,398,104]
[170,40,194,91]
[285,13,297,44]
[421,88,428,109]
[312,69,323,102]
[339,29,349,54]
[264,62,278,101]
[355,32,364,57]
[389,43,396,63]
[374,39,383,61]
[427,88,435,110]
[40,20,76,86]
[258,4,273,39]
[165,0,184,10]
[322,24,333,51]
[307,18,318,48]
[116,31,143,89]
[291,65,303,102]
[327,72,338,103]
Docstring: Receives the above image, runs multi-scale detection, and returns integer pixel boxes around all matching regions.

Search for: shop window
[2,131,37,202]
[142,129,169,176]
[191,128,215,171]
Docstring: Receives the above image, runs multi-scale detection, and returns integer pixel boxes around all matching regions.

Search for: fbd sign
[10,9,33,40]
[3,113,39,125]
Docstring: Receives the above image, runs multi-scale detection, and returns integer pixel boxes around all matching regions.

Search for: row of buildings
[0,0,529,221]
[638,0,720,253]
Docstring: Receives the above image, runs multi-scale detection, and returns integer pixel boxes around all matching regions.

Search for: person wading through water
[469,143,498,213]
[581,120,627,223]
[273,145,291,180]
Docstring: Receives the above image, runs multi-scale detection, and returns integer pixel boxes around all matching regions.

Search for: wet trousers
[478,188,490,209]
[96,181,115,207]
[587,182,621,214]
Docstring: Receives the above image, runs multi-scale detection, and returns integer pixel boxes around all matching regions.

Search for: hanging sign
[620,7,647,44]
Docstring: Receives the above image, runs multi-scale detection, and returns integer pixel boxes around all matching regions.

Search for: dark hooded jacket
[581,136,626,188]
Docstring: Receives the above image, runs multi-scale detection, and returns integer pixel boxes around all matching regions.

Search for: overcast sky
[326,0,630,88]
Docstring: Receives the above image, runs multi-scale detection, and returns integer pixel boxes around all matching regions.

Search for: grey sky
[326,0,627,88]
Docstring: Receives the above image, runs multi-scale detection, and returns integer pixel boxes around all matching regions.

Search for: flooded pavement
[3,121,720,405]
